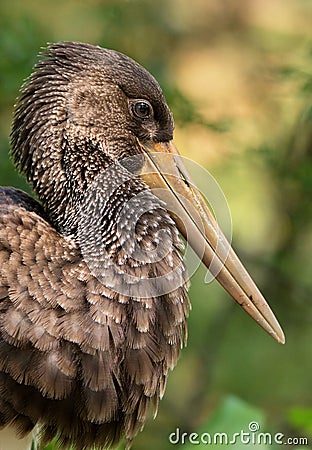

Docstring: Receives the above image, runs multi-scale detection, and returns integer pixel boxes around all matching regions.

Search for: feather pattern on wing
[0,187,189,449]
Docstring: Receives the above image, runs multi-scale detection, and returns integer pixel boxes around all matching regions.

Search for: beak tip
[267,320,285,344]
[275,329,286,345]
[265,315,286,345]
[269,313,286,345]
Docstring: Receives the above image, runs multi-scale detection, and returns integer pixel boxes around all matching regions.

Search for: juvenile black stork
[0,42,284,450]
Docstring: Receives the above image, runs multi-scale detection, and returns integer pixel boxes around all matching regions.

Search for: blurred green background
[1,1,312,449]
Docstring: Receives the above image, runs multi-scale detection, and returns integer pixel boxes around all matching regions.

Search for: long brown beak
[138,140,285,344]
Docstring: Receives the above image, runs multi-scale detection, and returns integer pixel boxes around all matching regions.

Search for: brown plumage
[0,42,189,449]
[0,41,284,450]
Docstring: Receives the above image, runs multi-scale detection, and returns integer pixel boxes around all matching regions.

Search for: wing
[0,187,123,447]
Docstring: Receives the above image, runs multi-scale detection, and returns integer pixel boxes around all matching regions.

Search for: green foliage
[288,407,312,435]
[181,396,265,450]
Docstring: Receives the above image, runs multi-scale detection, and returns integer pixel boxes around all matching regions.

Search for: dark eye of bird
[131,100,153,119]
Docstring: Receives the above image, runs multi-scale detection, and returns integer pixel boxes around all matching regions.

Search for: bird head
[11,42,173,170]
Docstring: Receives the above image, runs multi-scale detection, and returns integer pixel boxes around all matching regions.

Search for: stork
[0,42,284,450]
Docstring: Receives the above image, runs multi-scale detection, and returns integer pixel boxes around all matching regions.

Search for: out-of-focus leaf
[176,396,266,450]
[288,407,312,434]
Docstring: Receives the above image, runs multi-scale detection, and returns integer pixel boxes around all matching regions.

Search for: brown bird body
[0,42,190,449]
[0,42,284,450]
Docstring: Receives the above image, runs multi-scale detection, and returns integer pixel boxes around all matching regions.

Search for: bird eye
[131,100,153,119]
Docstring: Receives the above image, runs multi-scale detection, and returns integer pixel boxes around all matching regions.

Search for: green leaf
[288,407,312,434]
[176,396,266,450]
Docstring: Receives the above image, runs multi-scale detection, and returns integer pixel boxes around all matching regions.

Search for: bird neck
[28,131,112,237]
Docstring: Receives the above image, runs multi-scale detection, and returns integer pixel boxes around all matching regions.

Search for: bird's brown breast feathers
[0,187,189,449]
